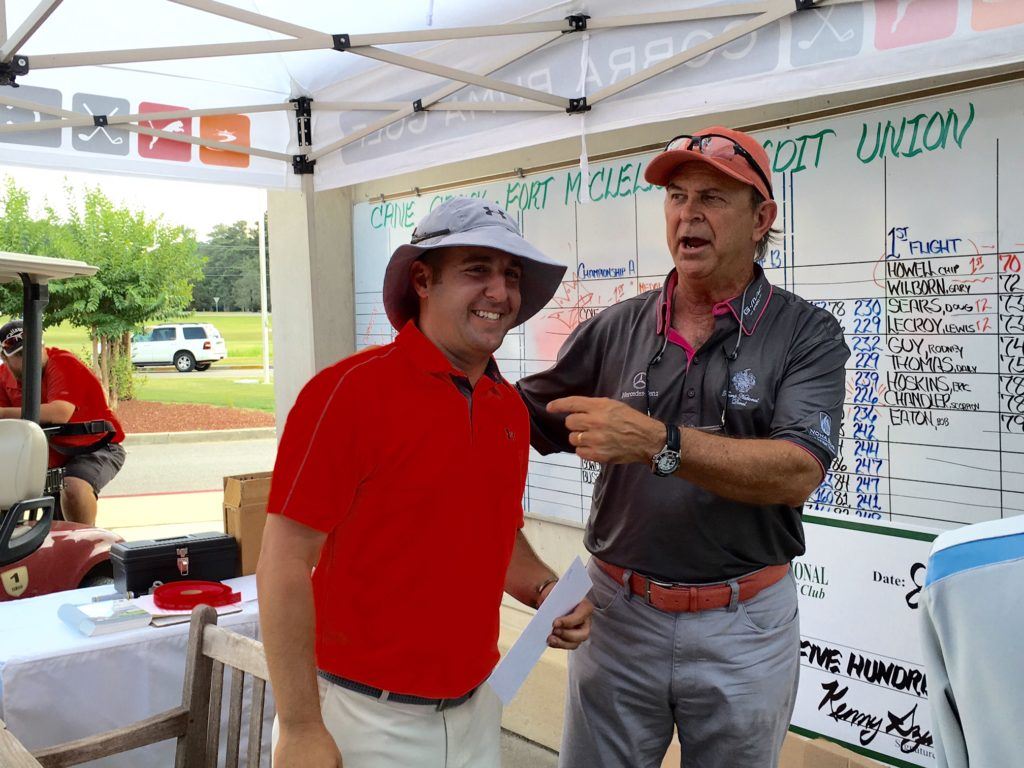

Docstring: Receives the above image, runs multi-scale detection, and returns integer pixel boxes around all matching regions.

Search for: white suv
[131,323,227,372]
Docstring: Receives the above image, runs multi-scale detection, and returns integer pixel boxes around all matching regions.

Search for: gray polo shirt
[517,265,850,582]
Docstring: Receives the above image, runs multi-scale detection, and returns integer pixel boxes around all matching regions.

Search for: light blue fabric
[925,531,1024,586]
[921,519,1024,768]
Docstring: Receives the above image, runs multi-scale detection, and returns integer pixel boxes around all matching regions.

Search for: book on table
[58,599,153,636]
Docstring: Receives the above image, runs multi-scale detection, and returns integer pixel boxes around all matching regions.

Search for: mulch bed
[115,400,275,433]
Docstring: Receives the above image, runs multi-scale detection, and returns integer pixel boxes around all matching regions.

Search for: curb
[124,427,277,446]
[137,365,272,373]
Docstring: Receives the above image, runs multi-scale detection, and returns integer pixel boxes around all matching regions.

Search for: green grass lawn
[40,312,273,367]
[134,376,275,412]
[0,312,276,413]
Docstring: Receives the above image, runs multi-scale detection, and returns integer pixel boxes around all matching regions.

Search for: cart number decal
[1,566,27,597]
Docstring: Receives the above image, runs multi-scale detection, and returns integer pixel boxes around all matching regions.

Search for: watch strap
[665,423,680,453]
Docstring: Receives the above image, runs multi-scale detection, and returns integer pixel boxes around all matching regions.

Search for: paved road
[140,367,273,381]
[104,437,277,495]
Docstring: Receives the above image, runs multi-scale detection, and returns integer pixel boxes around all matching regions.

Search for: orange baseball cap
[644,125,773,200]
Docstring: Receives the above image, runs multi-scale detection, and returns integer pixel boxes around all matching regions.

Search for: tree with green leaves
[193,219,269,312]
[0,179,203,406]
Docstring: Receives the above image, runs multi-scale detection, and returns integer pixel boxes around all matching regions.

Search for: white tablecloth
[0,578,273,768]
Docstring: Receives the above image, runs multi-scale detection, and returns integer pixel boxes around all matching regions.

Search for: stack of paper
[58,600,152,636]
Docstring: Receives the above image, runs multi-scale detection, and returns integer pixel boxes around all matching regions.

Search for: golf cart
[0,251,122,601]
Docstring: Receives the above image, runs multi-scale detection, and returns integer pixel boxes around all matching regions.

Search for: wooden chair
[2,605,271,768]
[0,716,46,768]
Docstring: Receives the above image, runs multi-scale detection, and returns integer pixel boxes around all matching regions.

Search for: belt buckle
[645,576,675,606]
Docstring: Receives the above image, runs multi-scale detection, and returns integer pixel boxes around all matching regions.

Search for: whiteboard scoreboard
[353,81,1024,766]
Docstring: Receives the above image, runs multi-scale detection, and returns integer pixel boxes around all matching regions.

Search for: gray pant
[559,558,800,768]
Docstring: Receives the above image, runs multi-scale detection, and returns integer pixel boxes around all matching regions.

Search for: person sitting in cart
[0,320,125,525]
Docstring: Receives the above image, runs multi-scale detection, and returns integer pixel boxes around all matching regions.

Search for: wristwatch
[651,423,681,477]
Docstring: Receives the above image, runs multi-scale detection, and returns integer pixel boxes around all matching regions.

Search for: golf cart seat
[0,419,55,568]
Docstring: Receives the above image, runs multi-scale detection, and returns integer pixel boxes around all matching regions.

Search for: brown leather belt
[594,558,790,613]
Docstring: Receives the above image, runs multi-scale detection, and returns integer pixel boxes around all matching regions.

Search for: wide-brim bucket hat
[383,197,566,331]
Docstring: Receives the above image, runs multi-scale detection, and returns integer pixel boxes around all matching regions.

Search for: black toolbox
[110,532,240,596]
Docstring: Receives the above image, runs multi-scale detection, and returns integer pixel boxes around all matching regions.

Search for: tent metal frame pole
[0,91,291,160]
[346,46,568,108]
[587,4,776,28]
[346,19,569,46]
[15,4,802,74]
[0,102,293,134]
[0,0,61,61]
[311,103,414,160]
[590,0,795,106]
[257,212,271,386]
[308,31,561,162]
[29,37,323,69]
[314,102,581,114]
[0,0,873,175]
[167,0,321,40]
[123,123,293,161]
[0,91,77,118]
[312,101,408,112]
[341,4,775,46]
[424,102,562,112]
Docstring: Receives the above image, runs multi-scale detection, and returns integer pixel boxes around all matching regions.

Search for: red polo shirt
[268,322,528,698]
[0,347,125,467]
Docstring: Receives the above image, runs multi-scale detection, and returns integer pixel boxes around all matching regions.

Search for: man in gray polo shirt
[517,126,850,768]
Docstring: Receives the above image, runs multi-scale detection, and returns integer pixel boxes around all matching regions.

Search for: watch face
[654,450,680,475]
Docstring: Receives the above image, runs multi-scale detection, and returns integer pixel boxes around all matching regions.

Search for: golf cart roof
[0,252,97,284]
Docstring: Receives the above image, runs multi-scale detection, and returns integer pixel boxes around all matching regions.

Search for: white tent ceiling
[0,0,1021,192]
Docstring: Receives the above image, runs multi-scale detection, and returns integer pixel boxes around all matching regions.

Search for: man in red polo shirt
[258,198,591,768]
[0,320,126,525]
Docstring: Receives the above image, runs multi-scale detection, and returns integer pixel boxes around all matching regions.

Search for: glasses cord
[644,332,669,418]
[721,283,750,430]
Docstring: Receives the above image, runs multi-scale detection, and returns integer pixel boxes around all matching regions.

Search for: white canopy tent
[3,6,1024,758]
[0,0,1022,413]
[0,0,1021,192]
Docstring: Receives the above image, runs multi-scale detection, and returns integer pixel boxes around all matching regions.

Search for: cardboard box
[779,733,886,768]
[810,739,886,767]
[661,732,877,768]
[223,471,272,508]
[779,732,811,768]
[223,472,272,576]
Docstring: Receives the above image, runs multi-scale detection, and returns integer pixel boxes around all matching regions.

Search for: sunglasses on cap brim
[664,133,773,200]
[1,335,23,356]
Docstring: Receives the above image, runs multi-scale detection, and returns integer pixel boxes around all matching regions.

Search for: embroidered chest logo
[727,368,760,407]
[505,427,515,441]
[621,370,652,400]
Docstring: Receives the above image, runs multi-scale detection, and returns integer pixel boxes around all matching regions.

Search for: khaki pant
[272,676,502,768]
